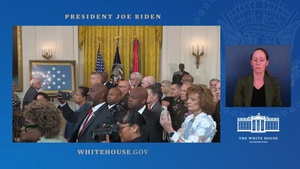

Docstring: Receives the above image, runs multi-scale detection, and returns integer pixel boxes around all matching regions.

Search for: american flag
[31,64,74,91]
[95,45,105,72]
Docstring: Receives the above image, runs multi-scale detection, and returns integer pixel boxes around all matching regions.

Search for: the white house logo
[237,113,280,133]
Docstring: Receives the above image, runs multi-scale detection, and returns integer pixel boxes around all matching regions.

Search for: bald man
[70,83,115,142]
[181,74,194,83]
[128,87,164,142]
[141,76,156,88]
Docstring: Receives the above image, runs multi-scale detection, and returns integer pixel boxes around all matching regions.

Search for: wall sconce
[42,48,53,60]
[192,45,204,69]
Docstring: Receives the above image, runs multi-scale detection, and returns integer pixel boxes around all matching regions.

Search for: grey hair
[29,78,35,86]
[131,72,143,81]
[209,78,220,84]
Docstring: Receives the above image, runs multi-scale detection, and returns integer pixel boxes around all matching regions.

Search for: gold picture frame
[13,26,23,92]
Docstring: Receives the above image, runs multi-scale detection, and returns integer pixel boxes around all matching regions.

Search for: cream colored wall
[160,26,220,86]
[16,26,80,108]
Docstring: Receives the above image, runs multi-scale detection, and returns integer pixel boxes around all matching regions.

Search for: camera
[92,124,120,142]
[58,91,71,100]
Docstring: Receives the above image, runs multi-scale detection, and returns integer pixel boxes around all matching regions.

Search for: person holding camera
[160,84,216,143]
[69,83,115,142]
[102,110,147,142]
[117,110,147,142]
[57,86,91,141]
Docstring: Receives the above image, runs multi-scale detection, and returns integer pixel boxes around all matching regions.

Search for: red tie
[77,109,93,140]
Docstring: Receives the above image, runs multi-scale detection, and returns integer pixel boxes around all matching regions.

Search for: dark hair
[250,48,270,76]
[78,86,89,98]
[146,85,163,101]
[34,92,50,101]
[116,110,146,134]
[171,81,183,89]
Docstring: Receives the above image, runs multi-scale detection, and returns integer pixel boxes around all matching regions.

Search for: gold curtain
[79,26,162,87]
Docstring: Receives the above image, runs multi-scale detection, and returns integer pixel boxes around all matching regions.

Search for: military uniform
[108,102,125,119]
[173,101,191,131]
[120,93,129,110]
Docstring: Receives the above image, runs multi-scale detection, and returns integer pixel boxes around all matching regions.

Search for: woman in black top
[116,110,147,142]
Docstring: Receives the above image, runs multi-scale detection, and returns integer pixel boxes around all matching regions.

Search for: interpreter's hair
[116,110,146,134]
[23,101,62,138]
[250,48,270,76]
[186,84,215,115]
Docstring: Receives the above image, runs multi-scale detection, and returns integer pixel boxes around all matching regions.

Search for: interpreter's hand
[160,113,173,133]
[57,91,66,104]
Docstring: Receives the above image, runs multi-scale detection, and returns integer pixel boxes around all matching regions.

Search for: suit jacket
[70,103,115,142]
[58,102,91,123]
[104,81,115,91]
[141,107,164,142]
[150,101,162,117]
[233,75,282,107]
[22,86,38,108]
[212,101,220,142]
[58,102,91,139]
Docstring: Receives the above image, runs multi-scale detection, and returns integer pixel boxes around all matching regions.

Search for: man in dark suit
[128,87,164,142]
[22,78,42,108]
[146,85,163,117]
[172,63,189,83]
[100,72,115,90]
[70,83,115,142]
[107,87,125,119]
[117,80,131,109]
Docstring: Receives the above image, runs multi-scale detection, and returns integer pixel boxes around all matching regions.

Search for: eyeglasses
[23,124,39,132]
[118,124,131,132]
